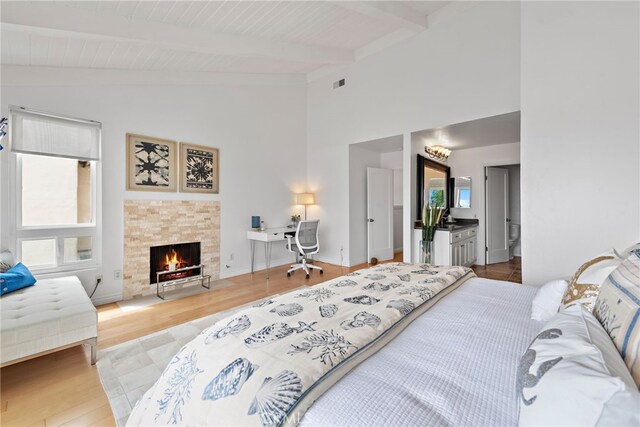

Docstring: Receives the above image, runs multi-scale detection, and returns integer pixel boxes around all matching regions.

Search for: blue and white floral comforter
[127,263,474,427]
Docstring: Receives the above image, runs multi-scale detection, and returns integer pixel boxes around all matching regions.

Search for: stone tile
[123,200,220,299]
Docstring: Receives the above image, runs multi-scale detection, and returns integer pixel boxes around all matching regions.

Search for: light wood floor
[472,256,522,283]
[0,253,518,427]
[0,256,394,427]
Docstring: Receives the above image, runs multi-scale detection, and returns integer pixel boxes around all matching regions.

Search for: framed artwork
[180,143,219,194]
[126,133,177,192]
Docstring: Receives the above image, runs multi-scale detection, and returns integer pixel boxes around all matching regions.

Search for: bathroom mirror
[452,176,471,208]
[416,155,450,217]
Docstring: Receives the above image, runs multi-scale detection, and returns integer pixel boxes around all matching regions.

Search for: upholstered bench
[1,276,97,367]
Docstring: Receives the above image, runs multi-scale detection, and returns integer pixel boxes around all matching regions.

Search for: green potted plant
[291,214,301,228]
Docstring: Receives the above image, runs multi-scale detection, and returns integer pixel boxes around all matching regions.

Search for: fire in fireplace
[150,242,201,284]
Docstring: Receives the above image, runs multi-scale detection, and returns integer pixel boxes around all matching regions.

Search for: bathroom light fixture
[425,145,451,162]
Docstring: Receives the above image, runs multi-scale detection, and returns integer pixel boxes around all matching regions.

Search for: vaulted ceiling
[0,1,450,75]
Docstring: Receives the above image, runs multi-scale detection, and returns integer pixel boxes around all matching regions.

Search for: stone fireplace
[123,200,220,299]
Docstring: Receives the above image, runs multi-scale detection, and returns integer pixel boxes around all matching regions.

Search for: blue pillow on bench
[0,263,37,296]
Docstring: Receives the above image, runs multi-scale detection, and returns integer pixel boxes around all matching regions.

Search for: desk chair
[286,220,323,279]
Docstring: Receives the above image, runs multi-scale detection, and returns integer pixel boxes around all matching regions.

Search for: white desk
[247,227,295,278]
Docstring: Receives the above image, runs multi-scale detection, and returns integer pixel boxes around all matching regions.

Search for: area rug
[96,286,307,426]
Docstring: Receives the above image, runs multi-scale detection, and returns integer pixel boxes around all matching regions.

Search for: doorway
[485,164,521,267]
[367,167,393,262]
[348,136,403,266]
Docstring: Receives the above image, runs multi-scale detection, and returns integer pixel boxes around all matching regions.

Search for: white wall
[506,164,521,256]
[0,82,307,303]
[447,143,520,265]
[307,1,521,266]
[521,1,640,285]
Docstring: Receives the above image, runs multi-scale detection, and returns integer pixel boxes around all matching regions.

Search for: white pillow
[615,242,640,259]
[518,305,640,426]
[530,280,568,321]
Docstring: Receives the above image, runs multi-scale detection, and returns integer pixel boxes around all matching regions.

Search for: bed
[300,277,541,426]
[127,263,546,426]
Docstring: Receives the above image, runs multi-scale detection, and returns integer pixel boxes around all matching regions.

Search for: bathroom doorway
[485,164,521,269]
[348,135,404,266]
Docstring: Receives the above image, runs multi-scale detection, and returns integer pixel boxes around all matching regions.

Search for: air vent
[333,78,346,89]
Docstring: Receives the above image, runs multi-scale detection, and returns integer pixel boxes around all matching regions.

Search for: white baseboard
[312,254,344,267]
[219,256,294,279]
[91,292,123,306]
[220,255,345,277]
[347,256,367,267]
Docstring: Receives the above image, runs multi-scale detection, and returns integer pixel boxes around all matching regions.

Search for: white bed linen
[300,277,543,427]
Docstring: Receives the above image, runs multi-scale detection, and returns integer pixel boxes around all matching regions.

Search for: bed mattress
[300,277,543,427]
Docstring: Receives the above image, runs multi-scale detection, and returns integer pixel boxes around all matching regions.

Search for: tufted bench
[1,276,97,367]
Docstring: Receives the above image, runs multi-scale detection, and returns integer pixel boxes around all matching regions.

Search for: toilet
[508,224,520,260]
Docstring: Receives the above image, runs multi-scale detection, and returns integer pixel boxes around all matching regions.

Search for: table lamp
[296,193,315,220]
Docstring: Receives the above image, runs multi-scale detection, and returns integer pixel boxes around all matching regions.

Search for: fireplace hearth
[150,242,201,284]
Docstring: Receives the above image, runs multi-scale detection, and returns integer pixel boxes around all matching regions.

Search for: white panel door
[486,167,509,264]
[367,167,394,262]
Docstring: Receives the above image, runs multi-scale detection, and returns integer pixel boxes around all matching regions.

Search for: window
[9,107,101,272]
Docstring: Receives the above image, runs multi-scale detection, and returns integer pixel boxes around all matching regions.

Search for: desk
[247,227,295,278]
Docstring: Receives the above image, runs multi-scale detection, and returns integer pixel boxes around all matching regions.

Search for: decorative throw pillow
[0,250,14,273]
[0,263,37,296]
[615,242,640,259]
[518,305,640,427]
[593,250,640,387]
[562,252,620,312]
[530,279,568,321]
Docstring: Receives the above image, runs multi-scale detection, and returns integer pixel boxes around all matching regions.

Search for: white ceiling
[413,111,521,151]
[0,1,450,75]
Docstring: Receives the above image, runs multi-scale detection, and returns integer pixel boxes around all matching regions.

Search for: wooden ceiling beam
[332,1,428,32]
[1,2,354,65]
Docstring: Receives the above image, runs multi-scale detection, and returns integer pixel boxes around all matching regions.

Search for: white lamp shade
[296,193,315,205]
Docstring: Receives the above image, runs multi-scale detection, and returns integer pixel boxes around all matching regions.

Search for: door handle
[368,219,374,222]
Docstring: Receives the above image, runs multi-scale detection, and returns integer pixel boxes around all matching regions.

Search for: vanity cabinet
[412,226,478,267]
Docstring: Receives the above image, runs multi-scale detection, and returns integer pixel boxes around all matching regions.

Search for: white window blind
[10,107,101,161]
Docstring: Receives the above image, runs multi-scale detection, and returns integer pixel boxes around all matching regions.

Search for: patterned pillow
[562,255,618,312]
[518,305,640,426]
[0,251,14,273]
[594,250,640,387]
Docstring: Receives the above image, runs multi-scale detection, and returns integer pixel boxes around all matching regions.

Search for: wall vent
[333,78,346,89]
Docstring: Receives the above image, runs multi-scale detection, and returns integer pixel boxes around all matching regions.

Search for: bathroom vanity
[412,220,479,266]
